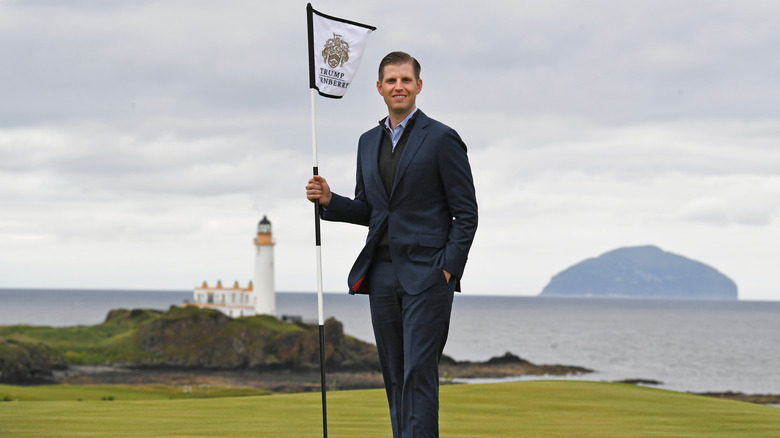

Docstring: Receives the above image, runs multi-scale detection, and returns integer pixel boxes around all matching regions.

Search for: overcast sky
[2,0,779,301]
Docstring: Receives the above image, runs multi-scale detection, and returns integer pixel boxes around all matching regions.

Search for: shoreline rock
[440,351,593,380]
[693,391,780,406]
[614,379,780,406]
[0,339,67,384]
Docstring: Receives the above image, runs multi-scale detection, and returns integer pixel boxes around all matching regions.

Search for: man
[306,51,478,438]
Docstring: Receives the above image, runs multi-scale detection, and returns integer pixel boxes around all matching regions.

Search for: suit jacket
[322,110,478,295]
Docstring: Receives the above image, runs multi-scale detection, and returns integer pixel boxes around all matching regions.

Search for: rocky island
[540,245,738,300]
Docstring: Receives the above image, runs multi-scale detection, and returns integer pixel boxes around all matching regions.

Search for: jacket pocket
[417,234,446,248]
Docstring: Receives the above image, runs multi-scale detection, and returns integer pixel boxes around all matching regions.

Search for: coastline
[53,352,593,393]
[50,364,780,407]
[2,290,779,397]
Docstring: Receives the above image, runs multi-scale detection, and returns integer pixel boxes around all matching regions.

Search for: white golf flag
[307,4,376,99]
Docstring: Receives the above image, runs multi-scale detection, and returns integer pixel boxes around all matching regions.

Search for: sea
[1,288,778,396]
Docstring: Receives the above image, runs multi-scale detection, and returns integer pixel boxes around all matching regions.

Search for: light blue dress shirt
[384,108,418,151]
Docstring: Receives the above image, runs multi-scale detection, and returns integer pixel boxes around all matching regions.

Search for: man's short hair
[378,51,421,81]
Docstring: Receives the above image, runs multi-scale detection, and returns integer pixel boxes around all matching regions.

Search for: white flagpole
[306,5,375,436]
[310,87,328,437]
[311,89,325,327]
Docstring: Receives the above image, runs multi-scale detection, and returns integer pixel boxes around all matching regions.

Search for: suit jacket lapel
[392,111,428,196]
[363,126,387,201]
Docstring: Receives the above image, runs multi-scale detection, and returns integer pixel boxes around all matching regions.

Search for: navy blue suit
[323,110,478,437]
[323,110,478,295]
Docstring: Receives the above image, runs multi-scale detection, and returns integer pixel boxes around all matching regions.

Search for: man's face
[377,62,422,119]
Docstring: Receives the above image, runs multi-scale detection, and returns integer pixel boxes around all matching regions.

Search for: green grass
[0,313,152,364]
[0,383,271,402]
[1,381,778,437]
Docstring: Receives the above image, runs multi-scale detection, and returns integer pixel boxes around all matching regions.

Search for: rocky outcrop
[439,351,592,379]
[540,245,738,299]
[0,339,67,383]
[0,307,378,384]
[114,306,379,372]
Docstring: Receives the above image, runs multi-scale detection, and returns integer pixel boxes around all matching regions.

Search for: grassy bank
[2,381,779,437]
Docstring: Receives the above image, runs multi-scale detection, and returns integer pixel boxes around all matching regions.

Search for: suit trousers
[367,261,456,438]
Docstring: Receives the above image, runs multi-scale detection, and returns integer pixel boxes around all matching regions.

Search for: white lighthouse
[186,215,276,317]
[252,215,276,315]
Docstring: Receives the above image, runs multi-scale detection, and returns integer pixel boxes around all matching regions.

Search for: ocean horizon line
[1,287,777,302]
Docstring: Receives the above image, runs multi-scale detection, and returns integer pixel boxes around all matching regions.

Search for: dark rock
[439,354,457,366]
[540,245,738,300]
[485,351,531,366]
[616,378,663,385]
[439,350,593,380]
[128,307,378,372]
[0,339,67,384]
[695,391,780,405]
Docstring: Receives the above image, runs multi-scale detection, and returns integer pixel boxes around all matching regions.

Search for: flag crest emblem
[323,33,349,68]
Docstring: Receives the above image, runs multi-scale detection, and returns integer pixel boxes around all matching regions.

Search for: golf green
[1,381,778,437]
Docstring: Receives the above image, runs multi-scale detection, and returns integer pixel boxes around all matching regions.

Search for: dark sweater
[374,114,418,261]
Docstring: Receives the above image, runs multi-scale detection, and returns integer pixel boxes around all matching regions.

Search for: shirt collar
[383,107,418,132]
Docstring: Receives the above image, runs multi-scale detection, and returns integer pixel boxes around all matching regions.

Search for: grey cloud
[2,0,780,299]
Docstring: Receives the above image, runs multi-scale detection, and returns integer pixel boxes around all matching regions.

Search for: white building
[185,216,276,317]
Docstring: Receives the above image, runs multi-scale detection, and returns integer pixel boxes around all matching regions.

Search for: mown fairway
[1,381,779,437]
